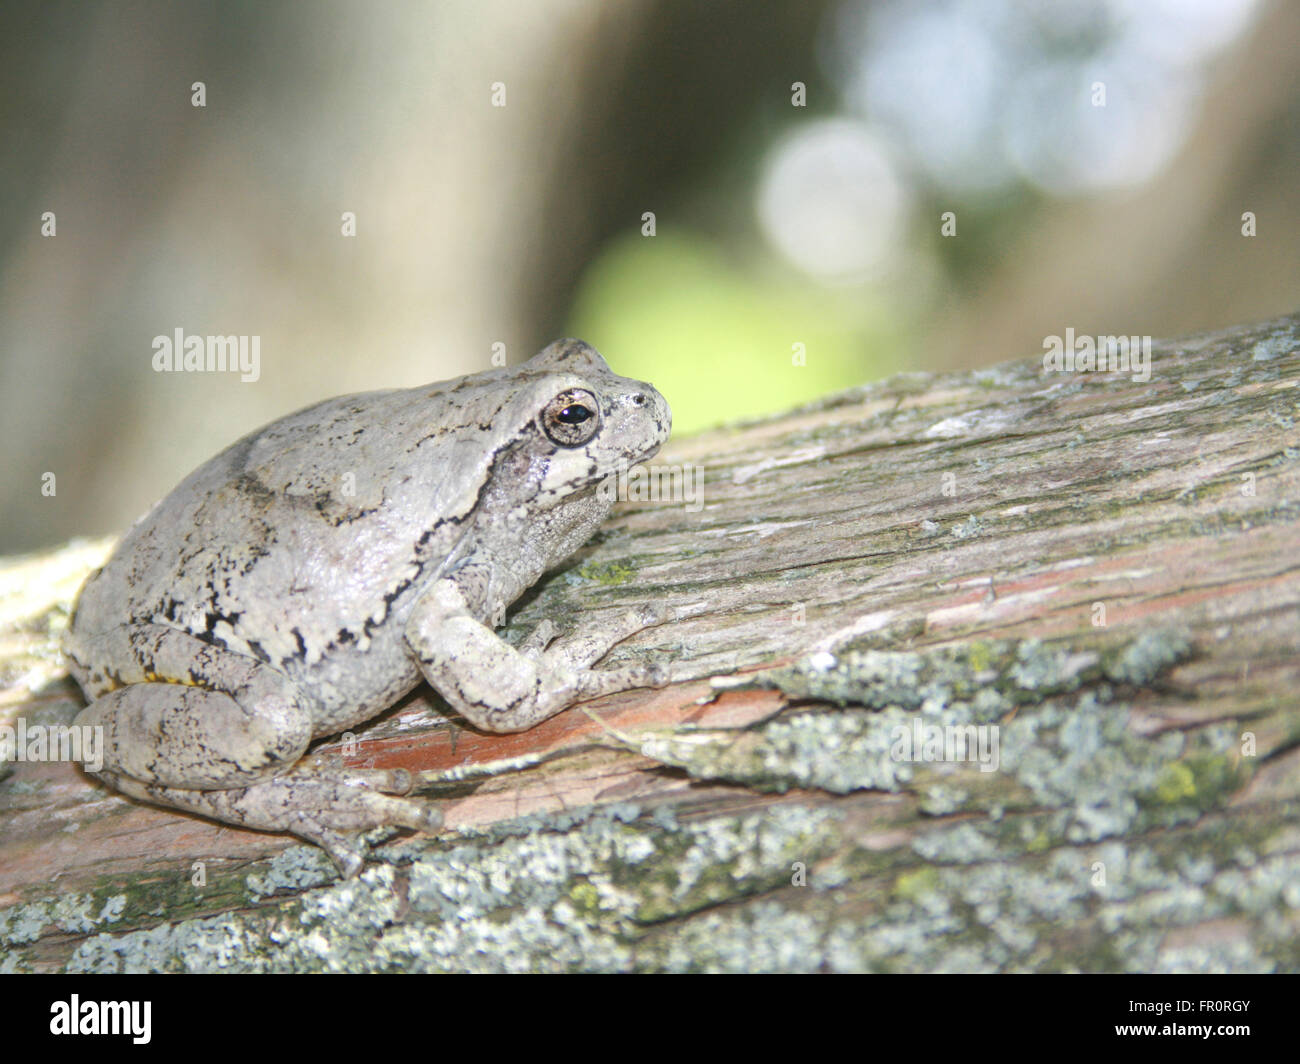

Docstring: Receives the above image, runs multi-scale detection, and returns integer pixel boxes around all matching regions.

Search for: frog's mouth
[630,439,666,466]
[614,444,665,480]
[589,448,667,505]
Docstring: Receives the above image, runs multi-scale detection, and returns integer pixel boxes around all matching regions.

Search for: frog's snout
[629,383,672,444]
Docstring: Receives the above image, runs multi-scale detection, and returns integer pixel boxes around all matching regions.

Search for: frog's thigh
[74,624,314,789]
[405,578,665,734]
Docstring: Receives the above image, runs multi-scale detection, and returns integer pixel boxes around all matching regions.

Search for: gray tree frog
[64,339,672,875]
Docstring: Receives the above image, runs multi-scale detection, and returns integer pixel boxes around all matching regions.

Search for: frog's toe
[312,827,367,878]
[365,792,443,833]
[296,794,442,875]
[413,801,444,833]
[385,768,414,794]
[320,767,415,794]
[312,785,442,834]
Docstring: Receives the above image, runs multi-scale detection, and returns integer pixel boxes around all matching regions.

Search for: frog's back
[65,378,519,691]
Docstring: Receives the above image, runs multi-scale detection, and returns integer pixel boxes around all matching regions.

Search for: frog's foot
[100,769,443,877]
[410,582,676,733]
[541,603,673,669]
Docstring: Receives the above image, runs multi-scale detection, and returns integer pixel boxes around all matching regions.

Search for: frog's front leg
[406,578,669,733]
[74,624,441,875]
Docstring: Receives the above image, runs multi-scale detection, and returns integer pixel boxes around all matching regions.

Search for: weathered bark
[2,313,1298,972]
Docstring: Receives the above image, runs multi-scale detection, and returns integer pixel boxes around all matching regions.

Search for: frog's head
[509,338,671,507]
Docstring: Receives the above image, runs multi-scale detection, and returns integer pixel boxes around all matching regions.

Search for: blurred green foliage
[568,232,901,434]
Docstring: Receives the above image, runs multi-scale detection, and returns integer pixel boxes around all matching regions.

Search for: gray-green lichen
[245,843,336,900]
[1251,334,1294,362]
[1102,628,1192,686]
[634,810,1299,973]
[0,890,104,948]
[764,628,1190,708]
[631,818,1299,972]
[637,630,1209,837]
[50,802,842,973]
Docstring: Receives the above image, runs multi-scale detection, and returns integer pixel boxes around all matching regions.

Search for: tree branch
[2,312,1298,971]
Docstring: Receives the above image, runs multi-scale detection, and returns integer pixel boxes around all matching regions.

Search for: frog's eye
[541,389,600,446]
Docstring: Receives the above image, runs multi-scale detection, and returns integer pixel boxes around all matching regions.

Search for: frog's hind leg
[98,768,441,878]
[74,623,441,875]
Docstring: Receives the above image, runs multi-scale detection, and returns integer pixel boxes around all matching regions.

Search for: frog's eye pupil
[558,405,592,424]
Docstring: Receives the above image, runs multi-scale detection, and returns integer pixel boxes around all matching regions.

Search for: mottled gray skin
[64,339,672,874]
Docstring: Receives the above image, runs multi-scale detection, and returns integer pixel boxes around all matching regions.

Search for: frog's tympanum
[64,340,672,874]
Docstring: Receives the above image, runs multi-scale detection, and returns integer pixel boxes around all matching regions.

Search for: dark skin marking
[244,640,273,664]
